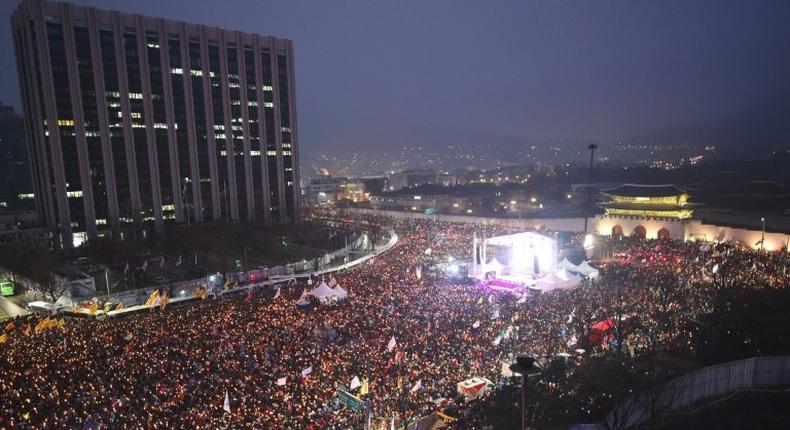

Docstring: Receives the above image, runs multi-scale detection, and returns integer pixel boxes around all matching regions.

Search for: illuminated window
[264,102,274,108]
[95,218,107,225]
[57,119,75,127]
[129,92,144,99]
[267,150,277,156]
[250,150,261,156]
[17,193,35,199]
[146,42,160,48]
[190,69,203,76]
[262,85,273,91]
[67,190,83,198]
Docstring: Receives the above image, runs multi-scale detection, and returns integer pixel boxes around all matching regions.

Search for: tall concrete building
[11,0,300,248]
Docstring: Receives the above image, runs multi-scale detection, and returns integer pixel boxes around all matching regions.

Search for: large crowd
[0,215,788,429]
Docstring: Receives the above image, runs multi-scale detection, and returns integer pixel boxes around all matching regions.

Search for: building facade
[11,0,300,248]
[595,184,693,240]
[0,101,34,212]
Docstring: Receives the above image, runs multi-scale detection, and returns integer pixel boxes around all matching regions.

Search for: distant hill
[623,93,790,157]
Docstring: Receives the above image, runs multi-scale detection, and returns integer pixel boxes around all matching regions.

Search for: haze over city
[2,0,790,175]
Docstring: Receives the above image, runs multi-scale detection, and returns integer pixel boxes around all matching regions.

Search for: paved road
[0,295,30,318]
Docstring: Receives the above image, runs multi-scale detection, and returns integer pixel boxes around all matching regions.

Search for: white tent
[559,258,579,272]
[536,271,566,291]
[308,281,339,302]
[485,257,507,276]
[575,261,600,279]
[331,284,348,299]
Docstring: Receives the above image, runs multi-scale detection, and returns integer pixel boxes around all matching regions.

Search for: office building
[11,0,300,247]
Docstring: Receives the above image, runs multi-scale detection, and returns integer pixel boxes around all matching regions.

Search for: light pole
[761,217,766,251]
[509,355,542,430]
[583,143,598,236]
[105,268,111,297]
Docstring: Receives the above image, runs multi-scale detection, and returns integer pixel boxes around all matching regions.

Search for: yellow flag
[4,321,14,331]
[57,318,66,330]
[145,290,159,307]
[23,323,32,336]
[0,333,8,344]
[360,377,369,396]
[115,302,124,311]
[89,302,99,315]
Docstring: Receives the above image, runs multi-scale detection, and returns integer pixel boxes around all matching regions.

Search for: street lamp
[760,217,766,251]
[509,355,543,430]
[583,143,598,236]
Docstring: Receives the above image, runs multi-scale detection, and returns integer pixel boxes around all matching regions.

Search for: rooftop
[601,184,686,198]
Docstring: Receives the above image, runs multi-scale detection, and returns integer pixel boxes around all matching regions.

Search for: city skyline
[2,0,790,158]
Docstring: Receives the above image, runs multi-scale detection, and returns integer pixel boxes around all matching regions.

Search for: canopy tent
[556,267,582,288]
[588,318,616,345]
[331,284,348,299]
[536,271,566,291]
[457,377,493,401]
[296,289,310,306]
[575,261,600,279]
[485,257,507,276]
[307,281,343,303]
[559,258,579,272]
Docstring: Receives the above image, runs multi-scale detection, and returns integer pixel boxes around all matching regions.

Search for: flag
[223,278,230,290]
[387,336,396,352]
[0,333,7,344]
[755,239,764,246]
[223,390,231,414]
[123,262,129,274]
[492,335,502,346]
[145,290,160,307]
[141,260,148,271]
[410,380,422,393]
[501,361,513,377]
[517,294,527,304]
[491,309,500,320]
[487,294,494,304]
[159,292,169,310]
[89,302,99,315]
[360,377,369,396]
[23,324,32,337]
[301,365,313,377]
[273,287,281,300]
[472,320,480,329]
[176,256,182,267]
[712,264,719,274]
[350,376,361,390]
[5,321,15,331]
[477,296,483,305]
[115,303,124,311]
[276,377,287,386]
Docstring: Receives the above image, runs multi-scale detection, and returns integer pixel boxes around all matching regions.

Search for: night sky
[1,0,789,155]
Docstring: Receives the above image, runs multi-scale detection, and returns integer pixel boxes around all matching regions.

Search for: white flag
[223,390,231,413]
[141,260,148,271]
[491,309,500,320]
[501,361,513,378]
[487,294,494,304]
[276,377,287,386]
[301,365,313,377]
[350,376,361,390]
[566,308,576,324]
[472,320,480,329]
[477,296,484,305]
[273,287,281,300]
[176,256,182,267]
[123,262,129,274]
[387,336,396,352]
[517,294,527,304]
[492,335,503,346]
[712,263,719,274]
[410,379,422,393]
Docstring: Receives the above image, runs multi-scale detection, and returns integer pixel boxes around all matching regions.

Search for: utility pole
[583,143,598,236]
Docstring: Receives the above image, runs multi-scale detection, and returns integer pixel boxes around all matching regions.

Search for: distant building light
[530,197,537,203]
[414,195,421,200]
